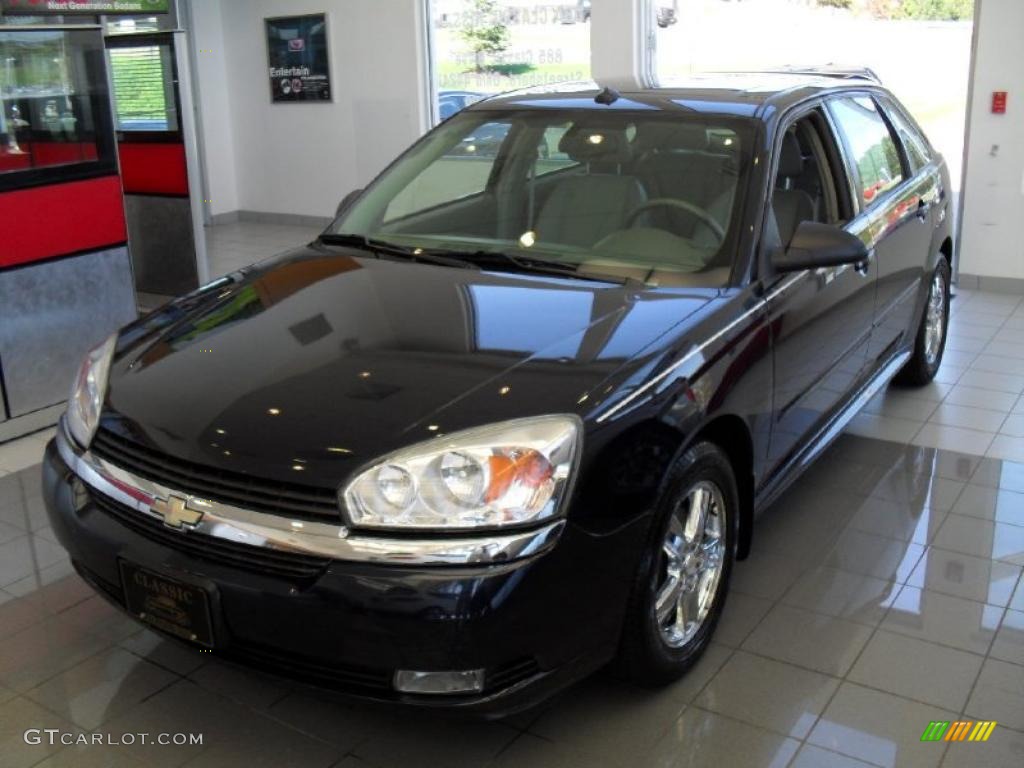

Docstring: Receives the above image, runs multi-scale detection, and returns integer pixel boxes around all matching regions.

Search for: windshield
[330,109,755,287]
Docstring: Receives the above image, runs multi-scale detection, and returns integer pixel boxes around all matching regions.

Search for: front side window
[333,110,755,287]
[829,96,904,207]
[770,111,845,248]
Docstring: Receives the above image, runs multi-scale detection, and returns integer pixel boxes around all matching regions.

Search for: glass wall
[430,0,592,121]
[0,28,112,175]
[652,0,974,198]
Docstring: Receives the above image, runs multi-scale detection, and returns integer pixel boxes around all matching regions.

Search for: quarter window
[829,96,904,207]
[884,102,932,174]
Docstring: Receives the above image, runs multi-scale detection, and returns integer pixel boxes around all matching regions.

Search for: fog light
[393,669,485,695]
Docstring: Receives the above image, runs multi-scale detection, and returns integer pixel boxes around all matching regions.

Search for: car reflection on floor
[1,427,1022,767]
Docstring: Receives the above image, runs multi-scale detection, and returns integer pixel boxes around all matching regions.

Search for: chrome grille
[91,428,340,522]
[90,489,331,581]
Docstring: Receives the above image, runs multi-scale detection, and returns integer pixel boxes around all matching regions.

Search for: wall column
[958,0,1024,288]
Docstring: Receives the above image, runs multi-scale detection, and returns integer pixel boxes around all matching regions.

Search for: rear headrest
[558,126,633,164]
[778,133,804,179]
[634,123,709,153]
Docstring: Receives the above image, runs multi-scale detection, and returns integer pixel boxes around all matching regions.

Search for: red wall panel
[0,175,127,269]
[118,142,189,196]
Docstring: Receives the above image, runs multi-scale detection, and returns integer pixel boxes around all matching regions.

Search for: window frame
[105,31,184,144]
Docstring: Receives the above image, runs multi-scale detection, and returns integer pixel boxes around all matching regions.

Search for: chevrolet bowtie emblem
[151,494,203,529]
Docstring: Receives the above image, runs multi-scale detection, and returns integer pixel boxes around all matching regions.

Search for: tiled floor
[0,280,1022,767]
[849,288,1024,463]
[2,433,1022,767]
[204,220,325,280]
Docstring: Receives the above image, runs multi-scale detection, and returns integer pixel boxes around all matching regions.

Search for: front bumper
[42,428,646,716]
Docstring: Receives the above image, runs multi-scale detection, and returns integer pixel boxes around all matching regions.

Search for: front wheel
[616,442,737,686]
[895,258,951,386]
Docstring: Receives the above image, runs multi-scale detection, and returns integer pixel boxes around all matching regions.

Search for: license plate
[120,561,215,647]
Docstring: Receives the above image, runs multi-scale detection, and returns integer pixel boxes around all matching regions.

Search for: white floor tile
[987,435,1024,463]
[928,404,1009,433]
[945,385,1018,412]
[809,682,954,768]
[913,423,995,457]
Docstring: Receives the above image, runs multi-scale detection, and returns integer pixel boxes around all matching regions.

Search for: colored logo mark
[921,721,997,743]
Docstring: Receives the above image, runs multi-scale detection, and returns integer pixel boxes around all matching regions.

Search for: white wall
[590,0,645,88]
[959,0,1024,282]
[188,0,239,217]
[192,0,430,220]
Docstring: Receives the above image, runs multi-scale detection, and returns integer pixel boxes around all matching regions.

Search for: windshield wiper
[420,248,645,287]
[320,235,643,286]
[318,233,479,270]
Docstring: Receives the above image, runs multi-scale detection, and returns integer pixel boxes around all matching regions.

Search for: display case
[0,26,117,195]
[0,25,136,440]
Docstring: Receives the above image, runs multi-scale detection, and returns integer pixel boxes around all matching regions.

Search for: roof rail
[759,65,882,84]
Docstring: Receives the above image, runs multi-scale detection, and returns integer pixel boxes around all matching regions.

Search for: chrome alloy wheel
[924,269,947,366]
[654,480,726,649]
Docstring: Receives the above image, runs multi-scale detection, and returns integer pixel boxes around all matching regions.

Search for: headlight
[342,415,580,531]
[67,333,117,449]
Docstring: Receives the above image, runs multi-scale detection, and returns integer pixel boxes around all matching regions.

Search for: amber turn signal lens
[485,450,554,503]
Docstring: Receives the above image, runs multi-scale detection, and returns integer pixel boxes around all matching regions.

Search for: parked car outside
[438,89,485,120]
[44,72,953,715]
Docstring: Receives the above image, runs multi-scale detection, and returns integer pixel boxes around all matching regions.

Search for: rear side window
[829,96,904,208]
[883,102,932,174]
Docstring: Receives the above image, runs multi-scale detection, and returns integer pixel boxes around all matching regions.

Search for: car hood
[101,247,714,489]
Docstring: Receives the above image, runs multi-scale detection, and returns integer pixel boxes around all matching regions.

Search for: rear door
[763,105,878,473]
[826,94,938,366]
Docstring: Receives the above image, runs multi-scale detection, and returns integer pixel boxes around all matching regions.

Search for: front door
[763,107,878,474]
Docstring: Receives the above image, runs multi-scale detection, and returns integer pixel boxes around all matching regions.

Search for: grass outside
[437,60,589,93]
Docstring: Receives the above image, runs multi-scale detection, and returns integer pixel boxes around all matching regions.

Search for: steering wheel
[625,198,726,244]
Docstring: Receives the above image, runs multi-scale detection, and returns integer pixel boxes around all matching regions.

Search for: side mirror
[773,221,869,273]
[335,188,363,218]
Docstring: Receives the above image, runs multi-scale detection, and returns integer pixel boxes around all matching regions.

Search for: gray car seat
[534,126,647,248]
[773,133,815,247]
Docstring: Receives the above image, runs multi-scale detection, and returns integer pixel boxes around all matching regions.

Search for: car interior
[373,115,749,287]
[767,111,846,254]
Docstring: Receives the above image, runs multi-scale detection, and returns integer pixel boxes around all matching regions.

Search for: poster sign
[1,0,170,13]
[265,14,331,104]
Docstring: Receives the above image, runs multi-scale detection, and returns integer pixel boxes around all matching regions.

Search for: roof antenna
[594,86,620,106]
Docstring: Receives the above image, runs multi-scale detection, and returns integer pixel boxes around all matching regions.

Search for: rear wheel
[616,442,737,686]
[895,258,951,386]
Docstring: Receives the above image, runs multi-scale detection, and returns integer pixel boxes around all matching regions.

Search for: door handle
[916,200,931,221]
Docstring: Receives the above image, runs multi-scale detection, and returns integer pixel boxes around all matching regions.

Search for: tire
[895,258,951,387]
[615,442,738,686]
